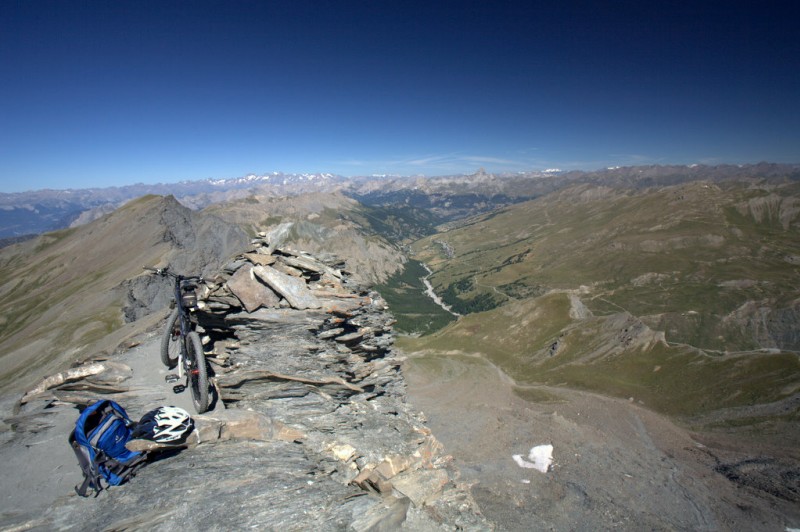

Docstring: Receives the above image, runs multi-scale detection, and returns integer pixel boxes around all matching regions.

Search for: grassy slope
[400,293,799,419]
[401,180,800,426]
[0,196,172,393]
[412,182,800,349]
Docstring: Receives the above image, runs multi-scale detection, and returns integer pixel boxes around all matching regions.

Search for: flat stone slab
[318,327,345,339]
[335,329,368,343]
[281,255,325,273]
[243,253,277,266]
[253,265,322,310]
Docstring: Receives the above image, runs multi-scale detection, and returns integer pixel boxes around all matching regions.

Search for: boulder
[391,468,451,507]
[226,263,281,312]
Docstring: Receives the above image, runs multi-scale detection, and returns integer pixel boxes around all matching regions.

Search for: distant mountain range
[0,172,347,241]
[2,163,798,243]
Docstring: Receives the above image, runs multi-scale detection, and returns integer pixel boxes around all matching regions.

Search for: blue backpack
[69,400,147,497]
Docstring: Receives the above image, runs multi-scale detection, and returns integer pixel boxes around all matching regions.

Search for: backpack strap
[98,451,148,486]
[71,436,149,497]
[70,431,103,497]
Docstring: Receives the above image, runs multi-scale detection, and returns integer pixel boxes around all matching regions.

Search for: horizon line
[2,161,798,195]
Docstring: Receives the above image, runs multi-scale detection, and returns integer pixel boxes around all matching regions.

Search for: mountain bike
[144,266,209,414]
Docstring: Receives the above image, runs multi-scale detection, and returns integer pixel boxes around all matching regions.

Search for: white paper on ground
[512,444,553,473]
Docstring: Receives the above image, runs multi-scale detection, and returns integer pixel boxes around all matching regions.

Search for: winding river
[420,263,461,317]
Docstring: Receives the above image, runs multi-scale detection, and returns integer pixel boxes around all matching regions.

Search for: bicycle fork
[166,339,200,394]
[165,336,188,393]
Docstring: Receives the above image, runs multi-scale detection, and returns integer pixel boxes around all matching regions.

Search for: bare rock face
[9,238,490,530]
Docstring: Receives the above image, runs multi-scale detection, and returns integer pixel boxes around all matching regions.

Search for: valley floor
[402,350,800,531]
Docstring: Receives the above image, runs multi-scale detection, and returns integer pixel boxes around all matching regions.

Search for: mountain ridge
[4,163,798,240]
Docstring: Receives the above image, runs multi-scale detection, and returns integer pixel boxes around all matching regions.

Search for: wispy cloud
[335,151,691,176]
[543,154,667,172]
[332,152,541,175]
[403,154,458,167]
[462,156,523,165]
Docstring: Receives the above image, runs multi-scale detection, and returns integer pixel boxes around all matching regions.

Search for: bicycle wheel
[160,308,181,368]
[186,331,209,413]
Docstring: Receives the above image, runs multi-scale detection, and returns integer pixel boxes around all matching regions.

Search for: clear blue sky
[1,0,798,192]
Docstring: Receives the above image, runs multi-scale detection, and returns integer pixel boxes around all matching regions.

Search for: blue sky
[1,0,798,192]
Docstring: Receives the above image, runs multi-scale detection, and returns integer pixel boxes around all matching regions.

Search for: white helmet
[135,406,194,443]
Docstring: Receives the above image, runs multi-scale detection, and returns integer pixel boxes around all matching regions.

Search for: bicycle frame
[145,265,210,413]
[170,276,193,381]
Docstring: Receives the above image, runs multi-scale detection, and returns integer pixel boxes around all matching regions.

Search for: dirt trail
[402,350,800,531]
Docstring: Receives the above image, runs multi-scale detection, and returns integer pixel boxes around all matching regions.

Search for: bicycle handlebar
[143,266,204,283]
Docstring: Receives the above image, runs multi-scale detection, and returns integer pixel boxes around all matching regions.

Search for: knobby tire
[160,308,180,368]
[187,331,209,413]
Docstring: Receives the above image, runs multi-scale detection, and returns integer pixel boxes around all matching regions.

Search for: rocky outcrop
[723,299,800,351]
[8,236,490,530]
[119,195,251,323]
[736,193,800,230]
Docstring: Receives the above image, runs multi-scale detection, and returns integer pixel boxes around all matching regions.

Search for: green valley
[393,179,800,430]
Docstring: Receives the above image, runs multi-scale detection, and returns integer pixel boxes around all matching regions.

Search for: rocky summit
[4,236,490,530]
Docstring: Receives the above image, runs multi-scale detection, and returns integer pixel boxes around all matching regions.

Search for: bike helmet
[133,406,195,443]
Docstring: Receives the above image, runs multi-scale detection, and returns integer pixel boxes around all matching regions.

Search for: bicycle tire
[160,308,181,368]
[186,331,209,413]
